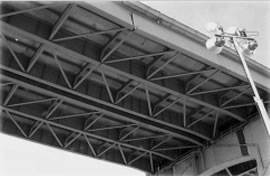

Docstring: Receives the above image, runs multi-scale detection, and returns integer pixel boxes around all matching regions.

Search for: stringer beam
[150,69,217,81]
[0,3,63,18]
[87,123,137,132]
[1,106,175,162]
[105,50,174,64]
[0,21,246,129]
[189,85,250,96]
[53,28,127,42]
[50,111,99,121]
[8,97,57,107]
[0,67,208,145]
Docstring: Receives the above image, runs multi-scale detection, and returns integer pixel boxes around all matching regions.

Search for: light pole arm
[232,37,270,136]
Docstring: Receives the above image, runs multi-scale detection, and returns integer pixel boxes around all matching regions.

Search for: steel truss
[1,77,198,173]
[1,2,269,174]
[0,20,248,124]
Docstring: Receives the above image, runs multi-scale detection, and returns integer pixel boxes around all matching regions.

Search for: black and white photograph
[0,1,269,176]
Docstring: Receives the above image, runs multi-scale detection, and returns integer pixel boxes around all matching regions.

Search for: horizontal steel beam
[223,100,270,110]
[189,85,250,96]
[87,123,136,132]
[0,21,245,124]
[0,66,207,145]
[1,106,174,161]
[150,69,217,81]
[7,97,57,107]
[85,2,270,92]
[53,28,127,42]
[105,50,174,64]
[50,112,99,121]
[123,134,167,142]
[153,145,196,152]
[0,3,63,18]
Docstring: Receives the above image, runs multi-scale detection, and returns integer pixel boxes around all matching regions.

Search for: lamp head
[206,22,224,35]
[241,39,258,55]
[206,37,225,54]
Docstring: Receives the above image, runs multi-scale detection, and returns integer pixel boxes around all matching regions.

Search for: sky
[0,134,144,176]
[1,1,270,176]
[143,1,270,68]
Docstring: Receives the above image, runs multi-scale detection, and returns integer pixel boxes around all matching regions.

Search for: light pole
[205,23,270,136]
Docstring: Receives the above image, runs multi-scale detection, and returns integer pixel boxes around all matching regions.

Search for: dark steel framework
[211,159,257,176]
[0,2,269,174]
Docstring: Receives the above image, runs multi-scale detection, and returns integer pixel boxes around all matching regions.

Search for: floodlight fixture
[241,39,258,56]
[205,22,270,136]
[206,37,225,54]
[206,22,224,35]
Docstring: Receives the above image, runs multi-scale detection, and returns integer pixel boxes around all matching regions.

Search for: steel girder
[0,21,220,140]
[1,2,269,174]
[0,21,248,123]
[0,66,205,145]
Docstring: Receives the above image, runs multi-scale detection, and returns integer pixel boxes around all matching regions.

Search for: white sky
[1,1,270,176]
[143,1,270,68]
[0,134,145,176]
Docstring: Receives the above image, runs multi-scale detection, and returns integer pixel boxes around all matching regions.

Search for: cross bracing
[0,2,270,174]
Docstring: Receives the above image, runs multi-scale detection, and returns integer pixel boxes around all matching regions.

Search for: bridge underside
[0,2,269,174]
